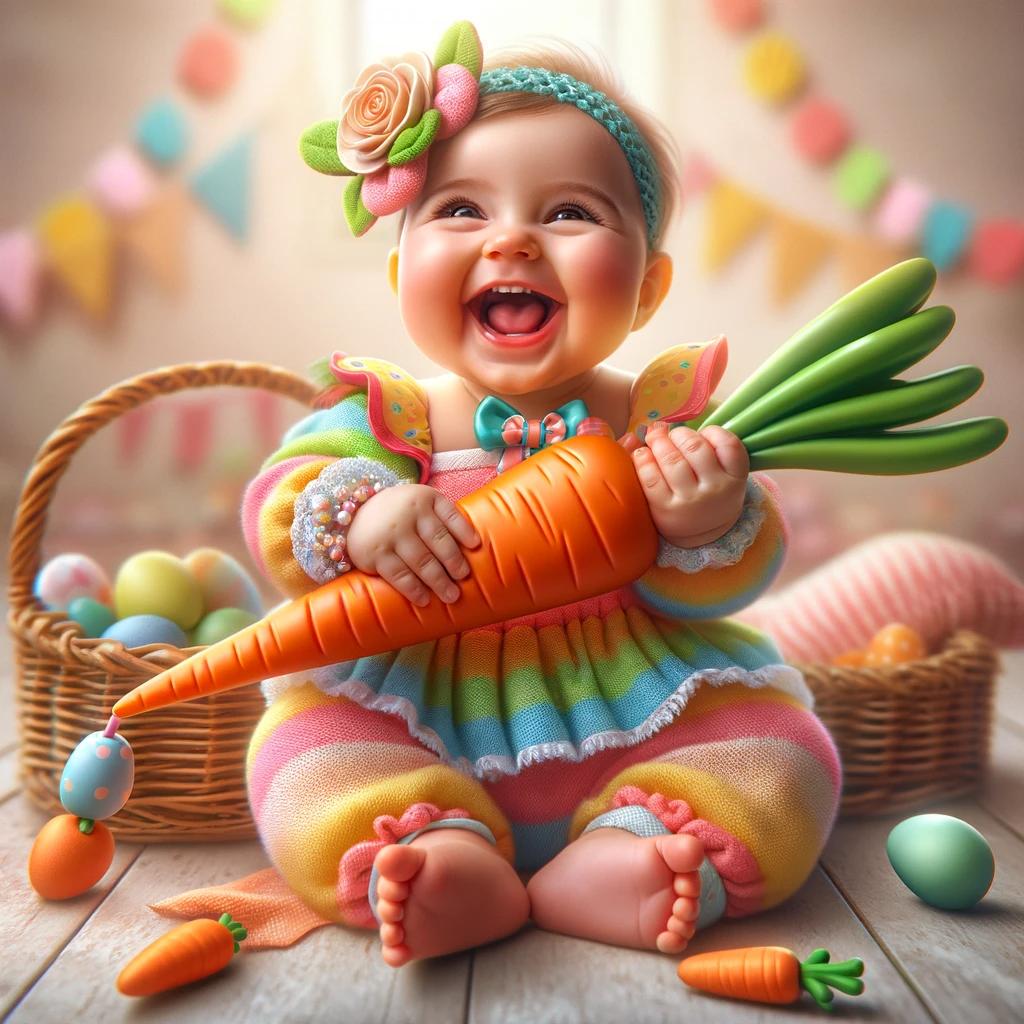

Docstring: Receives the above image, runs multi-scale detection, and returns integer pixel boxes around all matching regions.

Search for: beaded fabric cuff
[291,457,412,583]
[654,476,767,575]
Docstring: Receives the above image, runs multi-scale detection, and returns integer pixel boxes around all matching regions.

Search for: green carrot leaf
[802,976,835,1012]
[805,948,831,965]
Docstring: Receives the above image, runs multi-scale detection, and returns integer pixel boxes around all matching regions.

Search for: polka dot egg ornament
[863,623,929,666]
[60,725,135,821]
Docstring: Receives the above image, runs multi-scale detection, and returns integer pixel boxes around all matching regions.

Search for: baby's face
[397,105,652,396]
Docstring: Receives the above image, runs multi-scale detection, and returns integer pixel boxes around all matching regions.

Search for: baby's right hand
[345,484,480,606]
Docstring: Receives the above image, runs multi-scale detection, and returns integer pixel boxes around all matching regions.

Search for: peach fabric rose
[337,51,435,174]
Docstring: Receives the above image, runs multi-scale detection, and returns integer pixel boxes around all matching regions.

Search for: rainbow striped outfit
[241,349,841,933]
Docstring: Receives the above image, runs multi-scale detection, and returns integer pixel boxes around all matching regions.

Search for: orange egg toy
[28,814,115,899]
[831,650,866,668]
[863,623,928,666]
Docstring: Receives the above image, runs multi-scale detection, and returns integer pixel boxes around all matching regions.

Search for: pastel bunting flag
[837,234,909,292]
[873,179,931,244]
[135,98,189,168]
[89,145,155,218]
[174,398,216,473]
[922,200,974,272]
[833,145,889,210]
[770,212,834,305]
[703,179,768,272]
[190,133,253,240]
[968,219,1024,286]
[36,197,115,320]
[682,153,718,197]
[120,183,187,293]
[116,404,157,464]
[0,229,43,329]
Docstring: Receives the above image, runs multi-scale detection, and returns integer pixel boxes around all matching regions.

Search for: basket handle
[7,361,318,614]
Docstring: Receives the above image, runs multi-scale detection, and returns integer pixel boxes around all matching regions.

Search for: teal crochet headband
[298,20,662,247]
[478,67,662,249]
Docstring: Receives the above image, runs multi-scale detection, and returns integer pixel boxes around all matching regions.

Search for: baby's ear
[387,248,399,296]
[632,252,673,331]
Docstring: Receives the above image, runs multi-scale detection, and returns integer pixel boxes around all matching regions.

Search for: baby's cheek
[568,240,645,329]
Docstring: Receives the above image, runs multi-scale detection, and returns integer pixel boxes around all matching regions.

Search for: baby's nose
[482,229,540,261]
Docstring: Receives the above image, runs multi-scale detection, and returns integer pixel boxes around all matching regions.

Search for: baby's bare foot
[527,828,704,954]
[373,828,530,967]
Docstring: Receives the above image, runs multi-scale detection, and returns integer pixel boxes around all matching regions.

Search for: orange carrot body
[113,435,658,718]
[117,917,238,996]
[678,947,801,1004]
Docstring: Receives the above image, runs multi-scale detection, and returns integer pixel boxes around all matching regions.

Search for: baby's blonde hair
[476,39,683,250]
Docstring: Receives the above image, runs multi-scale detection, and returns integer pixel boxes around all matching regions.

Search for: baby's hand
[622,423,749,548]
[346,484,480,606]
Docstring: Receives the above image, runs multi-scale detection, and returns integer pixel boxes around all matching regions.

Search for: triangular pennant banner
[174,398,216,473]
[770,212,834,305]
[837,235,909,292]
[0,229,43,329]
[682,153,717,198]
[703,180,768,273]
[121,183,187,293]
[190,133,253,240]
[36,196,115,320]
[117,404,157,464]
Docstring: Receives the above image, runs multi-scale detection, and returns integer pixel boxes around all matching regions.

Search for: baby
[242,22,840,968]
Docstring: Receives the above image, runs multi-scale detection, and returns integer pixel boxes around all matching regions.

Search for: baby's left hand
[621,423,749,548]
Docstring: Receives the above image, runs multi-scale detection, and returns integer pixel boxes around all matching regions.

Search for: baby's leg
[528,682,842,952]
[247,682,527,965]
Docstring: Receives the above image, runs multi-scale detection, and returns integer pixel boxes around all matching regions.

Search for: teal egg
[67,597,116,638]
[101,614,188,649]
[887,813,995,910]
[60,730,134,820]
[192,607,260,647]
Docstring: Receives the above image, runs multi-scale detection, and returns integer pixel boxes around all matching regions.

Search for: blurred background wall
[2,0,1022,591]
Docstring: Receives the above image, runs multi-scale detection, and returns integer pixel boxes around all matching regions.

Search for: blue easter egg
[67,597,116,638]
[101,614,187,649]
[60,731,135,820]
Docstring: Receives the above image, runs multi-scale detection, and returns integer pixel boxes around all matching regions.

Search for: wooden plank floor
[3,613,1023,1023]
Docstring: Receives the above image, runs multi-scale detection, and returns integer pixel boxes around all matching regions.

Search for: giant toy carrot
[112,435,659,718]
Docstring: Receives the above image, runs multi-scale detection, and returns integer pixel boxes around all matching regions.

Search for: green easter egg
[115,551,204,630]
[67,597,116,638]
[192,607,261,647]
[887,813,995,910]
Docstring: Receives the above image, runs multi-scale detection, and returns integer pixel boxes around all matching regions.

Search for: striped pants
[246,679,841,929]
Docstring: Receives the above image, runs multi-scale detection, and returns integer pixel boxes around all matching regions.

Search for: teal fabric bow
[474,396,591,454]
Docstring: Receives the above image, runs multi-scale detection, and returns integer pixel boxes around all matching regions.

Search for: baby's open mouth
[468,286,560,337]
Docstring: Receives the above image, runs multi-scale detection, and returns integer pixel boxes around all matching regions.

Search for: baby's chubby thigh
[246,681,513,928]
[567,681,843,917]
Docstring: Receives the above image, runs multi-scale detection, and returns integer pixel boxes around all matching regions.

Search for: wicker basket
[8,362,317,842]
[798,629,998,818]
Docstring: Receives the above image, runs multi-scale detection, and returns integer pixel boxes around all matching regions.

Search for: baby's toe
[666,915,696,938]
[377,898,404,924]
[672,895,700,921]
[673,871,701,898]
[375,842,426,884]
[656,833,704,874]
[656,930,688,955]
[376,876,411,902]
[380,921,404,946]
[381,942,413,968]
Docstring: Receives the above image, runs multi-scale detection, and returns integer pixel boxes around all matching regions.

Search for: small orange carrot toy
[116,913,247,996]
[678,946,865,1011]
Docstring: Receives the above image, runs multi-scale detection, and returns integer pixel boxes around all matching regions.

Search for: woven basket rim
[7,360,318,677]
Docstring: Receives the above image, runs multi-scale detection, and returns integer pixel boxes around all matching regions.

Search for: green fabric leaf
[433,20,482,79]
[387,109,441,167]
[343,175,377,237]
[299,120,354,176]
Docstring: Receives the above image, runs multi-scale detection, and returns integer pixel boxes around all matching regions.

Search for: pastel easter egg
[191,607,260,647]
[864,623,928,665]
[60,730,135,821]
[34,553,113,612]
[184,548,263,617]
[115,551,204,629]
[67,597,116,639]
[101,614,188,649]
[887,813,995,910]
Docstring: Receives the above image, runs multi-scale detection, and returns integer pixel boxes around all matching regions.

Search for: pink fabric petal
[434,63,479,140]
[360,154,429,217]
[336,802,471,927]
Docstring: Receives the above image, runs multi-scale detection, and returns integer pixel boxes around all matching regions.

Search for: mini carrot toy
[677,946,865,1012]
[116,913,247,997]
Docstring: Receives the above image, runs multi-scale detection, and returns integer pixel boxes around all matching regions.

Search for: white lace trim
[430,447,499,472]
[259,661,810,782]
[654,476,768,574]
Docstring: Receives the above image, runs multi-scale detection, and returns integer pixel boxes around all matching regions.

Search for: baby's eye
[439,202,482,219]
[548,203,598,223]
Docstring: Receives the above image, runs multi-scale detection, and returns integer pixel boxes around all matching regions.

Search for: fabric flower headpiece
[299,20,483,237]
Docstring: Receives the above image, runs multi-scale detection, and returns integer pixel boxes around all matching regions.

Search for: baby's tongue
[485,293,548,335]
